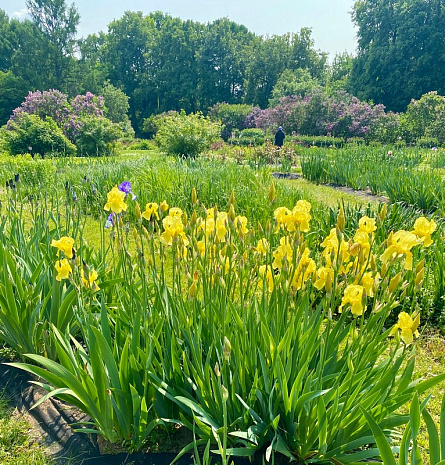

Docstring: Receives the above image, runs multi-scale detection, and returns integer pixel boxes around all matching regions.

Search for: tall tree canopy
[26,0,80,86]
[350,0,445,112]
[2,2,443,134]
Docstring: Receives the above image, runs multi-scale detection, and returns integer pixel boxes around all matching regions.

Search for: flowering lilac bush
[245,96,306,133]
[246,92,333,136]
[71,92,105,118]
[327,95,385,141]
[246,91,386,142]
[5,89,124,156]
[10,90,71,127]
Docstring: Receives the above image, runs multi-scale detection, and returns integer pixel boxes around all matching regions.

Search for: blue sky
[4,0,358,59]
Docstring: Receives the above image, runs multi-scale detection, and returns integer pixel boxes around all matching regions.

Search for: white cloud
[11,8,30,19]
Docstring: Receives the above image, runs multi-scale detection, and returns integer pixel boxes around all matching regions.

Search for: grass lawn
[0,389,49,465]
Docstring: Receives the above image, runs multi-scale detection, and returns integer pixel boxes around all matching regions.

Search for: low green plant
[301,149,330,184]
[0,150,443,460]
[6,184,443,461]
[0,154,56,192]
[0,200,80,359]
[415,137,440,148]
[428,148,445,168]
[300,146,444,214]
[291,135,345,147]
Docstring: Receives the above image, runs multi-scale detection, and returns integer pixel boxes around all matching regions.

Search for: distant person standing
[275,126,285,148]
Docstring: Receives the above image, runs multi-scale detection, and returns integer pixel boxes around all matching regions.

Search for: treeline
[0,0,443,135]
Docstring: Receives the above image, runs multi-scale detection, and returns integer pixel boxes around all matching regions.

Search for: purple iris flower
[118,181,137,200]
[118,181,132,193]
[104,213,114,229]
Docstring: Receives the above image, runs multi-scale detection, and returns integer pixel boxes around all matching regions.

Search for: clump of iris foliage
[0,152,443,463]
[300,146,445,214]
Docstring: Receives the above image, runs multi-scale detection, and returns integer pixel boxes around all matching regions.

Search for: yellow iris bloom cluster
[51,236,99,290]
[103,186,437,343]
[274,200,312,232]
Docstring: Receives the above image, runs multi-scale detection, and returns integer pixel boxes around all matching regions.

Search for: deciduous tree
[350,0,445,112]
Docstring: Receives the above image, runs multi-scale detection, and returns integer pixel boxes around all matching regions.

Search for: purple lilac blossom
[244,90,385,140]
[7,89,109,143]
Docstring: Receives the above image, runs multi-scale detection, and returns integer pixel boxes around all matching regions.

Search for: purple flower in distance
[118,181,137,200]
[104,213,114,229]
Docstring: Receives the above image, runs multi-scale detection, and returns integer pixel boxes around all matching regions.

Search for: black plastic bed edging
[79,452,255,465]
[0,361,257,465]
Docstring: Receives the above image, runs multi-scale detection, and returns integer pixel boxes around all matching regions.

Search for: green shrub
[127,139,152,150]
[155,111,222,158]
[1,114,76,157]
[370,111,401,144]
[415,137,440,148]
[208,103,253,140]
[236,128,265,146]
[142,111,178,139]
[400,92,445,144]
[75,116,123,157]
[428,148,445,168]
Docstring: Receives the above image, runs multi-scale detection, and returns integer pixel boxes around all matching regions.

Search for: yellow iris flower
[339,284,365,316]
[169,207,183,217]
[358,216,377,234]
[259,265,274,292]
[390,312,420,344]
[159,200,169,212]
[81,269,100,291]
[290,248,316,291]
[273,201,312,232]
[104,186,127,214]
[380,230,422,270]
[274,206,292,227]
[234,216,248,235]
[256,238,269,255]
[272,236,293,269]
[55,259,72,281]
[51,236,75,259]
[314,266,334,291]
[142,202,159,220]
[161,215,189,246]
[412,217,437,247]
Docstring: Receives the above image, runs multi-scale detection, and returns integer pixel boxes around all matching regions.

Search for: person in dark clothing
[275,126,285,148]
